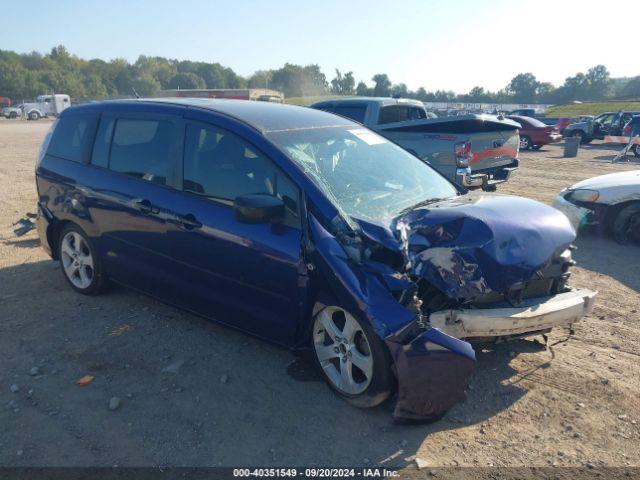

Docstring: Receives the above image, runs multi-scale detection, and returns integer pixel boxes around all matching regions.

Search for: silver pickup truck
[311,98,520,190]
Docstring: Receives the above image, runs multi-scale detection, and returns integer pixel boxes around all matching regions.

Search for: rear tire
[28,111,40,121]
[613,203,640,245]
[572,130,587,144]
[58,224,107,295]
[9,111,17,119]
[519,136,532,150]
[632,144,640,158]
[312,306,393,409]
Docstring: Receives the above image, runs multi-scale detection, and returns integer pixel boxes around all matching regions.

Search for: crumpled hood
[386,193,576,299]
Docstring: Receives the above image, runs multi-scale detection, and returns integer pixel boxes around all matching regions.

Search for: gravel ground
[0,118,639,470]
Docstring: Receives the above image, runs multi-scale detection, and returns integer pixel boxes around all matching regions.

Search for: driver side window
[182,123,300,219]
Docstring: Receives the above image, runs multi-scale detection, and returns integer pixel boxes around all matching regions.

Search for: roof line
[128,98,267,135]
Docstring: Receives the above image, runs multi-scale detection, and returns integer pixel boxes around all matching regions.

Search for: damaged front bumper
[552,193,595,231]
[386,326,476,423]
[429,288,597,340]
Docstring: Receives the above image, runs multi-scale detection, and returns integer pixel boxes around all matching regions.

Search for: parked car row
[563,110,640,144]
[34,98,597,423]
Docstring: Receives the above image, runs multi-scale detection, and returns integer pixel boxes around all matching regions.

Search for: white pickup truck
[311,97,520,190]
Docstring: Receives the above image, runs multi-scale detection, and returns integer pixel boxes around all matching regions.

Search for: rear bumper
[545,133,563,144]
[428,288,597,340]
[456,159,519,188]
[36,203,54,258]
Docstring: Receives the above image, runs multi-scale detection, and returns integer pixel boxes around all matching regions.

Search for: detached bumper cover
[429,288,597,339]
[386,327,476,423]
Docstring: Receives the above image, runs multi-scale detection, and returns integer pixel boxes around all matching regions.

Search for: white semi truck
[22,94,71,120]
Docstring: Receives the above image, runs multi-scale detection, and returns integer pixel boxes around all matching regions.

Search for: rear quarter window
[46,114,97,162]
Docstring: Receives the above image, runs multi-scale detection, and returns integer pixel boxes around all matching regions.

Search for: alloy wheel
[60,231,94,289]
[313,307,373,395]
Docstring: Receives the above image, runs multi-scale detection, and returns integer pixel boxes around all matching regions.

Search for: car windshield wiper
[397,197,450,216]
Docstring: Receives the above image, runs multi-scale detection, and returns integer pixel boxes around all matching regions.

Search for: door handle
[177,213,202,230]
[133,198,154,214]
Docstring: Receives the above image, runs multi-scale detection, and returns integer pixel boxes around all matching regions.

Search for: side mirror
[233,194,284,224]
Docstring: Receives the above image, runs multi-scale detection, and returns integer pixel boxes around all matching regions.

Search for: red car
[507,115,563,150]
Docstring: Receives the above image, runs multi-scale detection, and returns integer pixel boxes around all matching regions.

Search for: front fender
[308,213,476,421]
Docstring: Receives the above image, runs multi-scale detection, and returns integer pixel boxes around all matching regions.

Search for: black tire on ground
[612,203,640,245]
[9,111,17,119]
[57,223,107,295]
[632,144,640,158]
[28,111,40,121]
[311,306,394,409]
[520,136,532,150]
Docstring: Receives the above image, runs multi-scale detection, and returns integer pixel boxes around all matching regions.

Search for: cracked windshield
[267,126,457,222]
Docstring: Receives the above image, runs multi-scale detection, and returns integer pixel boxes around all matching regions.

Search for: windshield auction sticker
[348,128,387,145]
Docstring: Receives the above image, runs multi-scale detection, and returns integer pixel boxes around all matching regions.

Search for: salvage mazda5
[35,99,597,422]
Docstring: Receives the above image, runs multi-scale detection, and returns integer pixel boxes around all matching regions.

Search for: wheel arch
[47,218,76,260]
[603,199,640,231]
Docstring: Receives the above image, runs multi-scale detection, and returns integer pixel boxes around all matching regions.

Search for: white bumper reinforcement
[429,288,597,339]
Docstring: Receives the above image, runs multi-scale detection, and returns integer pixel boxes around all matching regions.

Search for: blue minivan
[35,99,595,422]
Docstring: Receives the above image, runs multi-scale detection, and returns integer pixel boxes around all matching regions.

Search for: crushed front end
[307,192,597,422]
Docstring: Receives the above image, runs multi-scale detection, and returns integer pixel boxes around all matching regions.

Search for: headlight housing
[565,189,599,204]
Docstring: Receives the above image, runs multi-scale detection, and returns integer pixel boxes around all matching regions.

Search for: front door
[167,121,306,345]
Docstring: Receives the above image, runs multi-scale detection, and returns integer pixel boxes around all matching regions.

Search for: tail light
[623,124,632,134]
[455,141,472,167]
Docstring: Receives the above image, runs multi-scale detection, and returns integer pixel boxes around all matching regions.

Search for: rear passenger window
[183,123,299,218]
[333,105,367,123]
[47,114,97,162]
[109,119,172,185]
[378,105,427,124]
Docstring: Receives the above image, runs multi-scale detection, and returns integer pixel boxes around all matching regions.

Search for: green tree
[168,72,206,89]
[507,73,539,102]
[371,74,391,97]
[621,76,640,98]
[355,81,370,96]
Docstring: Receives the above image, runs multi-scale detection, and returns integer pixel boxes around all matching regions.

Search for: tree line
[1,46,639,104]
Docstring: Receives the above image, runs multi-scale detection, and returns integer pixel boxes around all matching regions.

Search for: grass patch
[546,101,640,117]
[285,95,353,106]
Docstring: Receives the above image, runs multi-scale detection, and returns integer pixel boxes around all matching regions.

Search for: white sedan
[553,170,640,244]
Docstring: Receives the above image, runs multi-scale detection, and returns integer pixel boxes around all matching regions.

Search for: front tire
[58,224,107,295]
[9,111,17,119]
[613,203,640,245]
[28,111,40,121]
[312,306,393,408]
[632,144,640,158]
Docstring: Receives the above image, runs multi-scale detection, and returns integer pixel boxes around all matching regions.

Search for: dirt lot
[1,118,639,470]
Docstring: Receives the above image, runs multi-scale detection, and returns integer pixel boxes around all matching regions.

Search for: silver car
[554,171,640,244]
